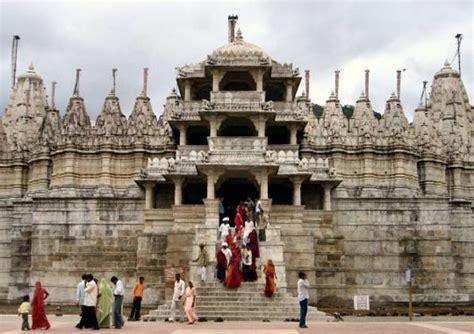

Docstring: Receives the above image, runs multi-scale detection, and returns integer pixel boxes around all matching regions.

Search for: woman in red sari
[247,229,260,281]
[224,243,242,289]
[32,281,50,330]
[263,259,277,297]
[234,211,243,232]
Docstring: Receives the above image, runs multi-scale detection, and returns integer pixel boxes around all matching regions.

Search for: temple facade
[0,18,473,309]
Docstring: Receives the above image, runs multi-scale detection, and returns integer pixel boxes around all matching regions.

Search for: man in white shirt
[168,273,185,322]
[221,242,232,268]
[111,276,125,329]
[75,274,87,329]
[241,246,252,281]
[219,217,230,242]
[77,274,99,329]
[297,272,310,328]
[255,199,263,225]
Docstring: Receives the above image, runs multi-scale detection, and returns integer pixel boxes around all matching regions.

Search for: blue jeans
[299,298,308,327]
[113,296,124,328]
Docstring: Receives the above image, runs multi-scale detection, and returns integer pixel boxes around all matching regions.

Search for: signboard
[353,295,370,310]
[406,269,413,283]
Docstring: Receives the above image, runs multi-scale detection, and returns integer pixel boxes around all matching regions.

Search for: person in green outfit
[97,278,114,328]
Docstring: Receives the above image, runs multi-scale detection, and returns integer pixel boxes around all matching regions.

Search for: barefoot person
[183,281,198,324]
[129,276,145,321]
[98,278,114,328]
[18,295,31,331]
[263,259,277,297]
[31,281,50,330]
[111,276,125,329]
[80,274,99,330]
[168,273,185,322]
[298,272,310,329]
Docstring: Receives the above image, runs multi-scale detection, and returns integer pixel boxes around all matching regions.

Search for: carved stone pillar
[173,177,184,205]
[291,177,303,206]
[286,81,293,102]
[184,80,191,101]
[178,124,187,145]
[289,124,297,145]
[207,173,215,199]
[323,184,332,211]
[212,70,222,92]
[260,173,268,200]
[144,182,155,209]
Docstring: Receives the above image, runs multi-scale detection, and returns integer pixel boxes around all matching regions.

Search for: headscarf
[265,259,276,275]
[32,281,50,329]
[97,278,114,326]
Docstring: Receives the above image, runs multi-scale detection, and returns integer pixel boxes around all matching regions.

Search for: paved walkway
[0,315,472,333]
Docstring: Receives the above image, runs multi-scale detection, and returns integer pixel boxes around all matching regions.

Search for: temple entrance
[216,176,259,224]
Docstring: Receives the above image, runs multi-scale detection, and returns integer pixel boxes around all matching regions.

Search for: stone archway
[218,117,257,137]
[216,171,259,221]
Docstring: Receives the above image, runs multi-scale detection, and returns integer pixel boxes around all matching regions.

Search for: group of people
[17,282,50,331]
[16,274,145,331]
[168,273,198,324]
[75,274,144,330]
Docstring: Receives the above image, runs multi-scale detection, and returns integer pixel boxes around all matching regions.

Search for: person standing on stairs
[193,243,209,282]
[297,272,310,329]
[218,197,225,225]
[219,217,230,242]
[216,244,228,283]
[168,273,185,322]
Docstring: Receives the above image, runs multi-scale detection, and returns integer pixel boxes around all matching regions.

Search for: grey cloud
[1,1,472,122]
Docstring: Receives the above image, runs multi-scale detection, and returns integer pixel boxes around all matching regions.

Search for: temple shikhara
[0,16,472,320]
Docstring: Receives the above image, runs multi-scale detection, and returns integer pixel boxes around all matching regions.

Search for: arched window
[219,71,256,91]
[218,117,257,136]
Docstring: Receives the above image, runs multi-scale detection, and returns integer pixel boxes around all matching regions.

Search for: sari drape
[216,249,228,281]
[97,278,114,328]
[264,261,276,297]
[32,281,50,330]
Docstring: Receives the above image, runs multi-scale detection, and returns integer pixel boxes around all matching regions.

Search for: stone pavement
[0,315,473,334]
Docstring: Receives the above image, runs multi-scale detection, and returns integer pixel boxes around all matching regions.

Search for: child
[18,295,31,331]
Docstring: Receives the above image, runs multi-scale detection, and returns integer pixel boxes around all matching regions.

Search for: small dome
[209,29,271,64]
[434,60,459,78]
[17,63,42,81]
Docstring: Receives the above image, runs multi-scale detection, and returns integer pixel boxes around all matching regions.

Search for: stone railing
[208,136,267,151]
[210,91,265,104]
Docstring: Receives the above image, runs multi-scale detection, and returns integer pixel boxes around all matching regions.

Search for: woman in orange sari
[263,260,277,297]
[32,281,51,330]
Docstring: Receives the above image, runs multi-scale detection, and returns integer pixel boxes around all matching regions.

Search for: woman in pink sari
[32,281,50,330]
[183,281,198,324]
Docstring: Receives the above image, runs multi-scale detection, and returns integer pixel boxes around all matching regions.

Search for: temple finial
[110,68,117,96]
[73,68,81,97]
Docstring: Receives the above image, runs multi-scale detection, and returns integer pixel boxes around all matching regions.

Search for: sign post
[406,269,413,321]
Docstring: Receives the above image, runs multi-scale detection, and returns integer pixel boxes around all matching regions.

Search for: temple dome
[17,64,42,81]
[209,29,271,65]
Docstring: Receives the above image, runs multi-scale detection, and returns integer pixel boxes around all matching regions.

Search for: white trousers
[199,266,207,281]
[169,298,184,322]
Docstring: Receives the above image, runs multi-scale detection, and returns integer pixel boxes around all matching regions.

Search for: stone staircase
[143,281,328,321]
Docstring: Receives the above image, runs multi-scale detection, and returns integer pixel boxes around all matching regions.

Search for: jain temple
[0,17,473,319]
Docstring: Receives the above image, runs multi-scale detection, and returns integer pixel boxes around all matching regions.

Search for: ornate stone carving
[62,95,91,138]
[95,94,127,137]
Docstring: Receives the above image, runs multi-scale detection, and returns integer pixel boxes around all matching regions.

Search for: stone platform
[144,281,328,322]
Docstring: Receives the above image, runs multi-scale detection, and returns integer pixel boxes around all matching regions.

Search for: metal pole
[365,70,370,99]
[11,35,20,89]
[396,70,401,100]
[408,280,413,321]
[143,67,149,97]
[112,68,117,95]
[305,70,310,98]
[51,81,57,109]
[73,69,81,96]
[335,70,340,100]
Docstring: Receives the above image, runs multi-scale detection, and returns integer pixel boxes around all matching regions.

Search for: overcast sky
[1,0,472,121]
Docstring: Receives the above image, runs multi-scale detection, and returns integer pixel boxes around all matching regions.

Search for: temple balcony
[210,91,265,104]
